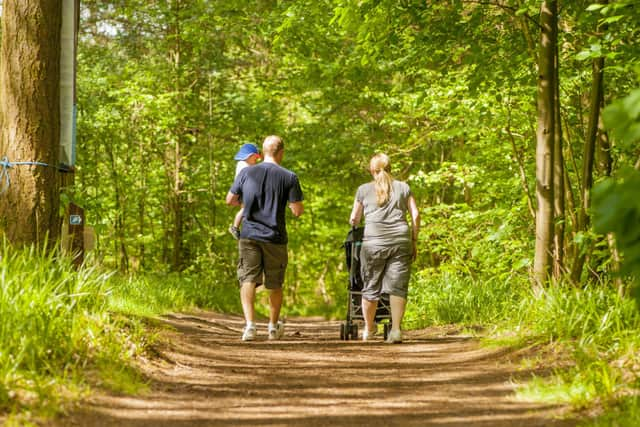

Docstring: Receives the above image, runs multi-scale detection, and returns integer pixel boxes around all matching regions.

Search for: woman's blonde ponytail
[370,153,393,206]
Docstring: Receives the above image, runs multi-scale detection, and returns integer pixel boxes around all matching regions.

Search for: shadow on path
[51,312,577,427]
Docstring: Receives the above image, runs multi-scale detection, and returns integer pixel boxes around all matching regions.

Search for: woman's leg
[362,297,378,334]
[360,243,385,338]
[383,243,411,340]
[390,295,406,332]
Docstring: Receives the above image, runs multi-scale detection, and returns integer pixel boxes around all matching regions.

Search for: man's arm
[226,191,241,207]
[289,201,304,217]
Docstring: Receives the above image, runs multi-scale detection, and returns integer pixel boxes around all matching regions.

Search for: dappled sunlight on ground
[49,312,576,427]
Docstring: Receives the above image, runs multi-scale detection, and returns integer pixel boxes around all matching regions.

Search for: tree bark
[570,55,604,284]
[0,0,62,246]
[552,26,565,281]
[138,134,147,270]
[533,0,557,289]
[169,0,186,271]
[105,141,128,271]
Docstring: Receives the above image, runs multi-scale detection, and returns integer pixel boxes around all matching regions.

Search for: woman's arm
[349,199,364,226]
[408,195,420,260]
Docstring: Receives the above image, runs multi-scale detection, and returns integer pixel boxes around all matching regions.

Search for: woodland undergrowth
[403,205,640,426]
[0,240,239,426]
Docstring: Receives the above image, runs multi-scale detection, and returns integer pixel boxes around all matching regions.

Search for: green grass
[0,241,153,417]
[508,285,640,420]
[405,263,640,423]
[515,362,623,408]
[0,240,241,422]
[3,230,640,425]
[580,396,640,427]
[107,272,241,317]
[404,269,528,328]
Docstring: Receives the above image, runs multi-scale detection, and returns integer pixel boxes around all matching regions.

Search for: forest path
[55,312,577,427]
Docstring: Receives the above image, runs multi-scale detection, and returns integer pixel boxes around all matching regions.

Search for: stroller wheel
[383,323,390,340]
[349,323,358,340]
[340,322,347,340]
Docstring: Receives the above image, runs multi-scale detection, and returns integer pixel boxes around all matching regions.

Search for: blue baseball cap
[233,143,260,161]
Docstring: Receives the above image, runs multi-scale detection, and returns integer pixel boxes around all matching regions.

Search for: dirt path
[55,312,577,427]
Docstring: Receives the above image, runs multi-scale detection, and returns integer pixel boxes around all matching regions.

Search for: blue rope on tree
[0,156,53,195]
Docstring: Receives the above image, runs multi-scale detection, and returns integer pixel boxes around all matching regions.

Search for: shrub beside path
[51,312,577,427]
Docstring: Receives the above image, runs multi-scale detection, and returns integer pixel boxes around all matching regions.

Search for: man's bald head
[262,135,284,158]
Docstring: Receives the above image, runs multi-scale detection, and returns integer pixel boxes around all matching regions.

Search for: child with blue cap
[229,143,261,239]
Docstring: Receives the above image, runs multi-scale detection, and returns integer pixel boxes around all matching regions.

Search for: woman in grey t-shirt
[349,153,420,343]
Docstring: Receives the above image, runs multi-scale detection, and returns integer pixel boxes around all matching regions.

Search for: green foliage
[48,1,640,423]
[0,238,241,420]
[582,396,640,427]
[593,87,640,304]
[517,362,622,408]
[593,168,640,288]
[602,87,640,149]
[405,271,527,328]
[107,272,241,317]
[0,241,145,415]
[516,285,640,348]
[503,284,640,416]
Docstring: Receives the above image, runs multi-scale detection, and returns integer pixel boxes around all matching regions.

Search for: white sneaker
[385,329,402,344]
[362,328,377,341]
[242,325,257,341]
[268,322,285,340]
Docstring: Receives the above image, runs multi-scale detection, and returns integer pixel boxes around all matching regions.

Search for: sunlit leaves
[602,88,640,149]
[593,87,640,304]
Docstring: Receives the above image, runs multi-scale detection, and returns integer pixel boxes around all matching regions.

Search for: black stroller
[340,227,391,340]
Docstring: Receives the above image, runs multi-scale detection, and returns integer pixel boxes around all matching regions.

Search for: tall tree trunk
[595,95,623,294]
[137,134,147,270]
[552,28,565,281]
[169,0,185,271]
[207,74,217,251]
[570,55,604,284]
[0,0,62,246]
[171,137,185,271]
[533,0,557,289]
[106,141,128,271]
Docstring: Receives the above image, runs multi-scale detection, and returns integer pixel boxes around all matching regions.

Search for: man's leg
[240,281,257,324]
[268,288,282,325]
[263,242,287,339]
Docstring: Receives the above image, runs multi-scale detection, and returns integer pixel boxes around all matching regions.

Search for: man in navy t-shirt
[226,135,304,341]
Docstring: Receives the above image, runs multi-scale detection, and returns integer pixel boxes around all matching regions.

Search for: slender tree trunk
[596,121,612,177]
[533,0,557,289]
[570,55,604,284]
[595,100,623,294]
[171,138,184,271]
[552,30,565,281]
[0,0,62,246]
[106,142,128,271]
[516,7,537,61]
[563,162,578,263]
[506,104,536,221]
[169,0,185,271]
[138,135,147,270]
[207,74,217,251]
